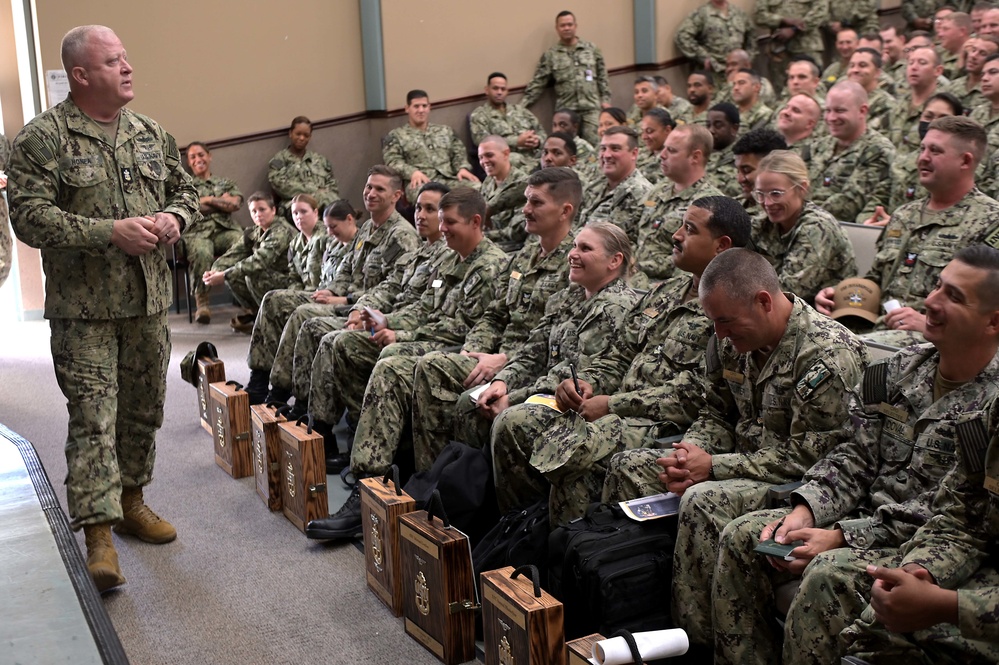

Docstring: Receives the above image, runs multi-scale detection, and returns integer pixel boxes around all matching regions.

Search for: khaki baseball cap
[829,278,881,325]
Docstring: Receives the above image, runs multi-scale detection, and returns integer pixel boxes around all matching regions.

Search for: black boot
[245,369,269,406]
[265,385,292,404]
[313,420,350,475]
[305,484,362,540]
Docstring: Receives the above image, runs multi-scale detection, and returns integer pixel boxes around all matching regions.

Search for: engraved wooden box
[566,633,604,665]
[196,355,225,434]
[250,403,289,511]
[481,565,565,665]
[361,467,417,617]
[278,416,328,533]
[208,380,252,478]
[399,493,477,665]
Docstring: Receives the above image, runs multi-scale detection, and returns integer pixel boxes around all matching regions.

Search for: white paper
[592,629,689,664]
[46,70,70,108]
[468,383,489,404]
[883,298,901,314]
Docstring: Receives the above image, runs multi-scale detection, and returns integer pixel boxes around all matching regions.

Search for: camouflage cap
[830,278,881,325]
[179,341,219,387]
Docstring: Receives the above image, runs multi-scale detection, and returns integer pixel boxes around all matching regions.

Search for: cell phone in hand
[753,538,802,561]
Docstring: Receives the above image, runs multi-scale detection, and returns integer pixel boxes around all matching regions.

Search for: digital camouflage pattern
[8,97,199,526]
[808,128,895,222]
[829,0,880,32]
[409,233,575,468]
[675,2,756,74]
[186,175,243,295]
[886,98,923,161]
[481,164,529,250]
[576,168,653,243]
[865,87,897,134]
[704,144,742,199]
[636,148,663,185]
[944,77,985,114]
[754,0,829,65]
[267,147,338,221]
[0,133,11,288]
[211,220,295,311]
[328,211,421,301]
[382,124,474,201]
[666,96,695,126]
[751,202,857,303]
[468,102,546,166]
[633,177,723,284]
[287,226,328,290]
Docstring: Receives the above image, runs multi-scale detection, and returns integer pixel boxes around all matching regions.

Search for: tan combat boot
[194,292,211,324]
[84,523,126,592]
[114,487,178,544]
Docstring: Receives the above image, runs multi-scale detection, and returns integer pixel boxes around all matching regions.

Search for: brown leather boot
[194,292,211,324]
[84,523,126,592]
[114,487,177,544]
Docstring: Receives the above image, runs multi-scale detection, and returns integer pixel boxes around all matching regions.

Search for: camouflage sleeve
[608,360,711,426]
[681,338,740,454]
[740,9,757,56]
[225,227,290,282]
[210,230,252,271]
[711,345,864,484]
[303,234,328,291]
[778,217,858,303]
[468,109,491,146]
[412,257,508,346]
[352,251,412,309]
[576,305,644,392]
[149,131,200,231]
[382,131,416,182]
[494,290,569,392]
[754,0,783,29]
[314,156,339,207]
[266,152,298,201]
[956,586,999,642]
[674,9,708,64]
[448,129,472,174]
[594,47,611,106]
[802,0,830,31]
[0,133,10,171]
[823,140,893,222]
[521,52,552,108]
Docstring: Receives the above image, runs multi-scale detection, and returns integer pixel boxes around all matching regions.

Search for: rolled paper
[592,629,689,664]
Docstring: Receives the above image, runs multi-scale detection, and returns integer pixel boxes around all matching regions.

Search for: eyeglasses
[751,188,793,203]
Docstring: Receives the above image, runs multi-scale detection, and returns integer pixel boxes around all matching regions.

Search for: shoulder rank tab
[956,418,990,477]
[984,225,999,251]
[861,361,889,405]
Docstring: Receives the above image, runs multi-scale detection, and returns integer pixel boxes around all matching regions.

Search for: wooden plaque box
[251,403,288,511]
[278,417,328,533]
[208,381,252,479]
[482,566,565,665]
[197,356,225,434]
[360,469,417,616]
[566,633,604,665]
[399,496,477,665]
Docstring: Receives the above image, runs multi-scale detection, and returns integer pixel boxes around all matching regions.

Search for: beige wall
[34,1,366,145]
[381,1,635,108]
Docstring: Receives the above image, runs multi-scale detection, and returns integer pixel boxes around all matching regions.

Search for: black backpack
[472,499,550,587]
[548,502,677,639]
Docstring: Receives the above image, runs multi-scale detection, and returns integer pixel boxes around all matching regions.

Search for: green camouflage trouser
[50,311,169,528]
[247,289,312,371]
[411,351,481,472]
[185,229,242,295]
[269,302,341,392]
[601,445,680,503]
[227,270,293,313]
[841,565,999,665]
[350,354,424,477]
[490,403,558,515]
[291,316,345,403]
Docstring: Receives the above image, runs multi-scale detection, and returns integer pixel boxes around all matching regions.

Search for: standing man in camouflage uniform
[409,168,578,472]
[576,126,653,243]
[816,115,999,345]
[305,188,509,540]
[184,141,243,324]
[382,89,479,203]
[808,81,894,222]
[675,0,756,77]
[603,249,867,658]
[9,25,199,592]
[522,11,610,143]
[468,72,545,170]
[755,0,829,91]
[497,197,751,525]
[714,246,999,665]
[478,136,529,252]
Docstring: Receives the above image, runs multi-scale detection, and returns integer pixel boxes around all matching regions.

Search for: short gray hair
[61,25,112,72]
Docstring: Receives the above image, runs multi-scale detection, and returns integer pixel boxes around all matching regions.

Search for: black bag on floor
[402,441,499,545]
[472,499,550,587]
[548,502,676,639]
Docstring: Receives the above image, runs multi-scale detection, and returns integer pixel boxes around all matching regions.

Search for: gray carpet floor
[0,305,474,665]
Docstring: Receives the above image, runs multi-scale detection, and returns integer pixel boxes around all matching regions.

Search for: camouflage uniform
[888,150,922,212]
[290,237,450,403]
[266,147,338,221]
[808,128,895,222]
[887,98,923,161]
[944,77,985,114]
[257,212,420,390]
[410,233,575,470]
[468,102,546,169]
[716,80,779,111]
[576,168,653,242]
[840,363,999,662]
[382,124,474,202]
[665,96,695,126]
[738,102,774,136]
[186,175,243,296]
[310,239,507,435]
[675,2,756,75]
[829,0,880,34]
[634,177,724,284]
[711,347,999,665]
[626,104,661,127]
[211,220,296,311]
[865,190,999,335]
[522,39,611,142]
[752,202,858,303]
[489,280,638,516]
[481,164,529,252]
[901,0,941,28]
[705,144,742,199]
[637,149,663,185]
[287,228,328,290]
[503,276,714,524]
[755,0,830,89]
[0,133,11,288]
[605,296,868,650]
[940,50,962,83]
[866,87,897,134]
[822,61,848,91]
[333,239,509,474]
[8,97,199,527]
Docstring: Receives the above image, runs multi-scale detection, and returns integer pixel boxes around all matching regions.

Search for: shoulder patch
[956,418,990,477]
[796,359,833,401]
[984,225,999,250]
[20,134,54,167]
[861,361,889,405]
